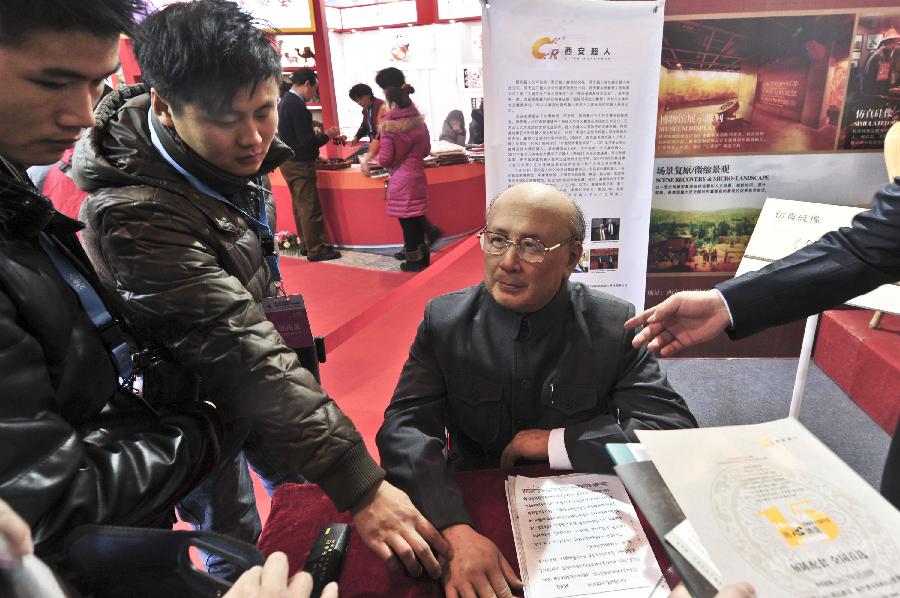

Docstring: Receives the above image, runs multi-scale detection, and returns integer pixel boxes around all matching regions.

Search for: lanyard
[148,109,282,281]
[39,234,134,380]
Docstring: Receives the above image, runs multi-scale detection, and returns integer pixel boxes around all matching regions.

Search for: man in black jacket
[0,0,221,581]
[278,67,341,261]
[377,182,696,598]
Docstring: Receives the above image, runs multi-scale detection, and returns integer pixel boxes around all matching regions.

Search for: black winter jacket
[0,158,221,562]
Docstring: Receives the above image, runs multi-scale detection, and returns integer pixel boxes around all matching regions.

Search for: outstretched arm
[624,290,731,357]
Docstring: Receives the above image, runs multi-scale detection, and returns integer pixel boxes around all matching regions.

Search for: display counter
[270,162,486,248]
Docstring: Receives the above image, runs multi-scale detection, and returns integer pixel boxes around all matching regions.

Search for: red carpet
[814,309,900,435]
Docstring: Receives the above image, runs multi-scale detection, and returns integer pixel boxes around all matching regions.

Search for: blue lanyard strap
[39,234,134,380]
[148,108,282,281]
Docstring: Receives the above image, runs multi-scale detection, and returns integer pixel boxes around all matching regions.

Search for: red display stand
[814,309,900,435]
[270,162,486,247]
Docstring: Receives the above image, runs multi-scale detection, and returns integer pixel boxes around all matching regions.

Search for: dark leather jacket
[74,86,384,511]
[0,158,221,561]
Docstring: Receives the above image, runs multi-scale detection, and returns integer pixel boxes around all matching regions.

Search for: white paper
[664,520,724,591]
[638,418,900,597]
[737,197,899,314]
[506,473,667,598]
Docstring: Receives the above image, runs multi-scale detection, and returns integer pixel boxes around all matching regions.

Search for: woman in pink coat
[376,84,432,271]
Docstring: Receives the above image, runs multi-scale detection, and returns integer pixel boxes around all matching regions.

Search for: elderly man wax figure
[376,182,697,598]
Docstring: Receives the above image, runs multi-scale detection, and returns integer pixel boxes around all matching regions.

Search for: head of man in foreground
[0,0,135,168]
[481,181,584,314]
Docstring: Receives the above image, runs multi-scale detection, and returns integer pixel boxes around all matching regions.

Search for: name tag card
[262,294,314,349]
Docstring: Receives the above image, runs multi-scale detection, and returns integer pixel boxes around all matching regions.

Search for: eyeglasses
[478,229,576,263]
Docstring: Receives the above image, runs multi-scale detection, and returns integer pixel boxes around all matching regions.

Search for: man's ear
[565,240,583,273]
[150,89,176,128]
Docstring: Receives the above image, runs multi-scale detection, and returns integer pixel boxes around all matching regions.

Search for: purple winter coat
[377,106,431,218]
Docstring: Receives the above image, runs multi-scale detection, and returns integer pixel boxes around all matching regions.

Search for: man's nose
[498,243,522,270]
[57,85,97,131]
[238,122,263,147]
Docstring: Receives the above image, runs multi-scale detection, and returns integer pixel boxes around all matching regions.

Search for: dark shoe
[393,249,406,261]
[300,248,308,257]
[425,224,443,249]
[307,249,342,262]
[400,246,429,272]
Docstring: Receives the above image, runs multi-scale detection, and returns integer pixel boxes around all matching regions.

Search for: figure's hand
[223,552,338,598]
[351,480,452,579]
[500,429,551,469]
[0,498,32,562]
[350,138,359,146]
[360,159,372,176]
[624,290,731,357]
[325,125,340,138]
[442,524,522,598]
[669,582,754,598]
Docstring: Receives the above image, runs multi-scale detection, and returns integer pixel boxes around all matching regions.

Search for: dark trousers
[176,427,305,580]
[280,159,328,257]
[399,216,425,251]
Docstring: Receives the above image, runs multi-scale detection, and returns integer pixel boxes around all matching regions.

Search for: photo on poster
[853,34,864,52]
[648,207,757,273]
[590,217,620,241]
[590,248,619,271]
[838,15,900,150]
[656,14,854,157]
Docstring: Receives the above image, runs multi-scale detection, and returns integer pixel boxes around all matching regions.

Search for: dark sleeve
[717,181,900,339]
[83,195,383,512]
[0,291,220,550]
[375,307,472,530]
[564,304,697,472]
[354,113,368,142]
[283,98,329,153]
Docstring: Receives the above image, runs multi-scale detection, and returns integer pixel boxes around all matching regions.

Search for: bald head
[482,182,585,314]
[487,183,585,242]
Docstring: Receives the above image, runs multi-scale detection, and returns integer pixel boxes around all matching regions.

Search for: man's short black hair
[135,0,280,115]
[0,0,145,45]
[291,67,317,86]
[349,83,374,101]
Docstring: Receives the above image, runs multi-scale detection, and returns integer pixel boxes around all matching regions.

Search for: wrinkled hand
[325,125,340,138]
[624,290,731,357]
[223,552,337,598]
[669,581,754,598]
[351,480,452,579]
[0,498,33,562]
[500,429,550,469]
[442,524,522,598]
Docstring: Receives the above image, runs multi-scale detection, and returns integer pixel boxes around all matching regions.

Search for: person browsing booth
[74,0,450,583]
[0,0,225,587]
[376,182,697,598]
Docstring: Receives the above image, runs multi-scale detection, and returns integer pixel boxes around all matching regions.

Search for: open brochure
[636,418,900,597]
[505,473,669,598]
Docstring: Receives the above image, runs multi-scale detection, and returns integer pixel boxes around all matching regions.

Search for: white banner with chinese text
[483,0,665,309]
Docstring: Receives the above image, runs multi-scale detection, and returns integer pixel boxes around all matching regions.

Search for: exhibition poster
[647,0,900,354]
[483,0,666,310]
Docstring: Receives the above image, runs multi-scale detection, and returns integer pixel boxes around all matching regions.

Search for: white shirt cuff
[548,428,573,470]
[712,288,735,328]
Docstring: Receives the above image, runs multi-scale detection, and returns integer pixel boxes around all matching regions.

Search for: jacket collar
[0,155,81,238]
[482,280,571,341]
[379,106,425,134]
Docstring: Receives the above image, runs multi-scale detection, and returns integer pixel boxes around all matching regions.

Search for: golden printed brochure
[637,419,900,597]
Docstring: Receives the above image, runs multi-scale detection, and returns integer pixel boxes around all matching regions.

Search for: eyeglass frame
[477,228,579,263]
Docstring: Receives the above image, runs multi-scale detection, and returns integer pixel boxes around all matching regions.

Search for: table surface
[257,466,671,597]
